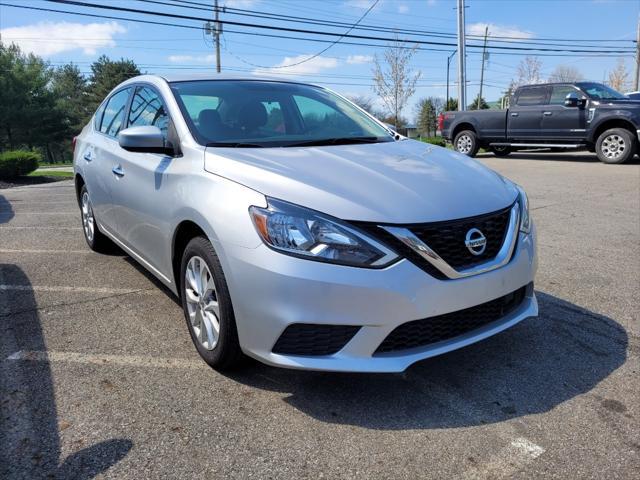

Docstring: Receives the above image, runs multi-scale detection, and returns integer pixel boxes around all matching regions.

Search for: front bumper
[220,225,538,373]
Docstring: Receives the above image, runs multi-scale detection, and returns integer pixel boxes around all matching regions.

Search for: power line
[0,2,632,58]
[38,0,635,54]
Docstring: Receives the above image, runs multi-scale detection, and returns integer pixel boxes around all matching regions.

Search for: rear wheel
[79,185,111,252]
[180,236,244,370]
[595,128,636,164]
[492,146,511,157]
[454,130,479,157]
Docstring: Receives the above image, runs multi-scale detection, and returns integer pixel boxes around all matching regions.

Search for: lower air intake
[375,285,527,354]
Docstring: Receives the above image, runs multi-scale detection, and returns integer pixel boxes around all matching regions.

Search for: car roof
[151,72,317,85]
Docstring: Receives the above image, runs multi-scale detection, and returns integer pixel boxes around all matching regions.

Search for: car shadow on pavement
[224,291,628,430]
[0,264,132,478]
[0,194,15,224]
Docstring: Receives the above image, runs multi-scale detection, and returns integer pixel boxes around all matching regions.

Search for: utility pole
[205,0,222,72]
[456,0,466,111]
[446,50,456,110]
[476,26,489,109]
[634,14,639,91]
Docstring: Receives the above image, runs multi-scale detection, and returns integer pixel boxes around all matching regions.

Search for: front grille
[352,204,513,279]
[375,285,527,354]
[410,206,512,270]
[272,324,361,356]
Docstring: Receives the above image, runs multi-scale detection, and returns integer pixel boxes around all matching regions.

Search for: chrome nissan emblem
[465,228,487,256]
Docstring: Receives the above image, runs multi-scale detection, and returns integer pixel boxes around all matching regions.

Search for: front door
[540,84,588,141]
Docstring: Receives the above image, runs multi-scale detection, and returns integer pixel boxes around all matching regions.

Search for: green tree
[468,96,490,110]
[416,98,437,137]
[445,98,458,111]
[87,55,140,113]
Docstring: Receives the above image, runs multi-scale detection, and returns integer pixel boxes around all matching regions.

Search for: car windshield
[170,80,394,148]
[577,82,626,100]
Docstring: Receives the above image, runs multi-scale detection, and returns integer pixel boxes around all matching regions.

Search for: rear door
[540,84,588,141]
[108,84,175,277]
[508,86,550,140]
[84,87,132,233]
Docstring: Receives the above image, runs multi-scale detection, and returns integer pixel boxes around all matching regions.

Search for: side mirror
[118,126,175,155]
[564,92,587,108]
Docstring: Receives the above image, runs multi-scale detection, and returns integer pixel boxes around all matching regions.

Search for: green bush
[0,150,42,179]
[421,137,447,147]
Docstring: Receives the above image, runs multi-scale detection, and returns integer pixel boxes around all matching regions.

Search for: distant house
[397,123,420,139]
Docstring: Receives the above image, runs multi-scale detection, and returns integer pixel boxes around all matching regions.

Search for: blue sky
[1,0,638,120]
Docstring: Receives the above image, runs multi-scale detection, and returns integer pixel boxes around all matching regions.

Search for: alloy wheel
[184,256,220,351]
[456,134,473,154]
[81,191,95,242]
[601,134,626,160]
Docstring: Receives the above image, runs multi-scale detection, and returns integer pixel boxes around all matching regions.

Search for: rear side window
[549,85,579,105]
[516,87,548,106]
[128,86,170,137]
[93,102,106,131]
[100,88,131,137]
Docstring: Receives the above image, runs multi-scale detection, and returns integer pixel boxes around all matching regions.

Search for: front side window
[516,87,549,106]
[549,85,580,105]
[170,80,393,147]
[128,86,170,137]
[100,88,131,137]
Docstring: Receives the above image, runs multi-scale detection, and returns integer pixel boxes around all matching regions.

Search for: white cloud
[467,23,534,40]
[0,21,126,56]
[168,54,216,63]
[224,0,260,6]
[346,54,373,65]
[253,55,339,76]
[398,4,409,13]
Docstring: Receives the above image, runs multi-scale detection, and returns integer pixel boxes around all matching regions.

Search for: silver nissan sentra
[73,74,538,372]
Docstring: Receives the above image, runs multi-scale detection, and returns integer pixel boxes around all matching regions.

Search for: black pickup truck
[439,82,640,164]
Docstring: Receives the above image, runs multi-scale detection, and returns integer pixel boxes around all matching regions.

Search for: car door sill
[489,143,582,148]
[97,222,173,285]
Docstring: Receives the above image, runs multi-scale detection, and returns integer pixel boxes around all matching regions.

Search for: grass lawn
[28,170,74,178]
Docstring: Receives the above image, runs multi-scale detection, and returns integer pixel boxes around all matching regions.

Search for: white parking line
[0,226,81,230]
[0,285,149,295]
[5,350,203,369]
[0,249,90,254]
[462,437,545,479]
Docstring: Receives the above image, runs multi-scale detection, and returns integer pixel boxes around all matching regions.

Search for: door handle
[543,111,552,116]
[83,151,93,162]
[112,165,125,177]
[510,112,519,117]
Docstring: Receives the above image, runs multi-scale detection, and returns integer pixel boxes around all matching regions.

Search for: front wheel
[595,128,636,164]
[79,185,112,252]
[180,236,244,370]
[453,130,479,157]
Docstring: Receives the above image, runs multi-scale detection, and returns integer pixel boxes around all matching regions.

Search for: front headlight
[249,198,398,268]
[516,185,531,234]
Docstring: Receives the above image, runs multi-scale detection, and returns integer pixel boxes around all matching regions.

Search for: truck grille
[272,324,361,356]
[375,285,527,354]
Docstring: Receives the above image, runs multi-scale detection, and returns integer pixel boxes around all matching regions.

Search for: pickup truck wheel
[492,146,511,157]
[596,128,636,164]
[454,130,479,157]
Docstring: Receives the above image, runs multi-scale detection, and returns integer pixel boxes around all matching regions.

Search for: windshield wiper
[285,136,383,147]
[206,142,265,148]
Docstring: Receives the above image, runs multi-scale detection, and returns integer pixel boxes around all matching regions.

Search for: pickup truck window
[516,87,549,106]
[549,85,579,105]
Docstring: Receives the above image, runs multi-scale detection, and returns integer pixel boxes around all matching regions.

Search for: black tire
[492,146,511,157]
[180,236,244,370]
[79,184,112,252]
[453,130,480,157]
[595,128,636,164]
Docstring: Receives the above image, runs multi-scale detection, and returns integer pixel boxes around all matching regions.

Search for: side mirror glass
[118,126,174,155]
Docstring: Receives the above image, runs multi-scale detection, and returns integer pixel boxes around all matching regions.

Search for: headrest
[237,101,268,131]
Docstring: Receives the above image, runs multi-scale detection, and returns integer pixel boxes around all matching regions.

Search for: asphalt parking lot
[1,151,638,479]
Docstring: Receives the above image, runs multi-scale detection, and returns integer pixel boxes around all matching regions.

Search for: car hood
[204,139,518,223]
